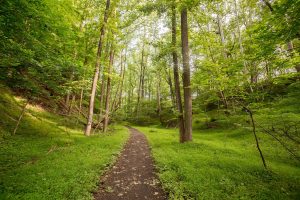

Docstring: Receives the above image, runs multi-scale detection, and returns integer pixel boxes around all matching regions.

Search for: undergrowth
[0,85,129,200]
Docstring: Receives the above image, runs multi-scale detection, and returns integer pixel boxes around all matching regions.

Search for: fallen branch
[243,106,267,169]
[12,99,29,136]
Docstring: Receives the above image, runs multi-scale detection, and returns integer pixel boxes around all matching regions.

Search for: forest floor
[136,125,300,199]
[1,83,299,200]
[94,127,167,200]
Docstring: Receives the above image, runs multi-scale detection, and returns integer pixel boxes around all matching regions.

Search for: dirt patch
[94,127,167,200]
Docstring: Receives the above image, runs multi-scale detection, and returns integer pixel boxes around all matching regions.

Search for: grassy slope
[0,85,129,200]
[134,80,300,200]
[137,126,299,200]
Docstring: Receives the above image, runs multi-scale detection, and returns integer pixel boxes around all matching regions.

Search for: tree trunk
[167,67,176,108]
[65,92,71,111]
[171,2,185,142]
[79,47,89,115]
[216,4,227,58]
[103,47,114,133]
[112,51,125,111]
[136,42,145,116]
[219,90,228,109]
[157,75,162,124]
[99,71,107,117]
[118,50,126,108]
[286,41,300,72]
[68,95,76,114]
[99,39,111,119]
[180,8,192,142]
[85,0,110,136]
[141,53,147,100]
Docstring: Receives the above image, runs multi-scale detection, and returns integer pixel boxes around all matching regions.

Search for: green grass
[0,85,129,200]
[136,125,300,200]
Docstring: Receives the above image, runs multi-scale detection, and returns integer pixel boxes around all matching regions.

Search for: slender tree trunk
[65,92,71,111]
[99,39,111,118]
[118,51,126,107]
[68,95,76,114]
[13,100,29,135]
[136,42,145,116]
[112,51,125,111]
[157,75,162,124]
[103,47,114,132]
[99,73,107,117]
[141,54,147,99]
[234,0,244,55]
[181,8,192,142]
[219,90,228,109]
[216,4,227,58]
[79,47,89,114]
[171,2,185,142]
[85,0,110,136]
[287,41,300,72]
[167,67,176,108]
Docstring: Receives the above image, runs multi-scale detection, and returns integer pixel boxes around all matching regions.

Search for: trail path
[94,127,167,200]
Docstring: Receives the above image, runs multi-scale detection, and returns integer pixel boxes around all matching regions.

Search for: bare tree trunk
[112,51,125,111]
[65,92,71,111]
[171,2,185,142]
[79,47,89,114]
[141,54,147,99]
[181,7,192,142]
[85,0,110,136]
[216,4,227,58]
[286,41,300,72]
[13,100,29,135]
[136,42,145,116]
[234,0,244,55]
[157,75,162,124]
[117,50,126,108]
[167,67,176,108]
[103,47,114,132]
[99,71,107,117]
[68,95,76,114]
[99,39,111,118]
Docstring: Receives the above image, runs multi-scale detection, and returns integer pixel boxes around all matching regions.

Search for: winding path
[94,127,167,200]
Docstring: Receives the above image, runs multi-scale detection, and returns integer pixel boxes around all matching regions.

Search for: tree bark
[181,8,192,142]
[216,4,227,58]
[171,2,185,142]
[79,56,89,114]
[103,47,114,133]
[85,0,110,136]
[136,41,145,116]
[166,67,176,108]
[157,75,162,124]
[117,50,126,108]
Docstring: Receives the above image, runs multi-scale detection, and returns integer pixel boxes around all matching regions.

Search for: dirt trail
[94,127,167,200]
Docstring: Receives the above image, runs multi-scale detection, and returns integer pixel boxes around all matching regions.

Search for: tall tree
[180,6,192,142]
[103,44,114,132]
[171,2,185,142]
[85,0,111,136]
